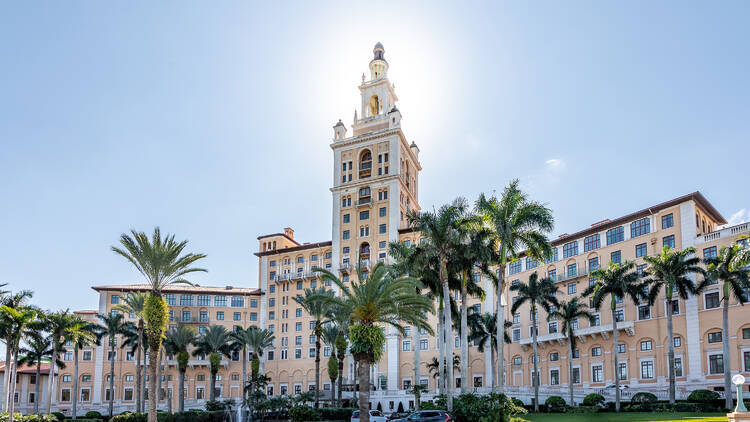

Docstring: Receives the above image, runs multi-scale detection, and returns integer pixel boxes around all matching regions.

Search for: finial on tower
[369,42,388,80]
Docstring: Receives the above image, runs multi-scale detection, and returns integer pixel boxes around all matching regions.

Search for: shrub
[687,389,720,403]
[85,412,102,419]
[630,392,658,404]
[64,419,101,422]
[318,408,354,420]
[289,405,320,422]
[510,398,524,407]
[52,414,66,422]
[0,415,59,422]
[544,396,566,413]
[566,406,599,413]
[204,400,225,412]
[582,393,605,407]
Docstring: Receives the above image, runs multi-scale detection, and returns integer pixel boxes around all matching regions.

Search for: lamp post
[733,374,747,413]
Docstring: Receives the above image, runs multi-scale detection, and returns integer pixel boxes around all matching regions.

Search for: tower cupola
[369,42,388,81]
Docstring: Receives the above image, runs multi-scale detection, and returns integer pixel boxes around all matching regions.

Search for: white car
[351,409,388,422]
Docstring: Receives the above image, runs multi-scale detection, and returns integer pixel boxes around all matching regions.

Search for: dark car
[389,410,451,422]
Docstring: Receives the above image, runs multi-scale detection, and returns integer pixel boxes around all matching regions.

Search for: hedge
[687,389,720,403]
[110,411,225,422]
[84,412,102,419]
[582,393,605,406]
[630,392,658,404]
[0,415,58,422]
[318,408,354,421]
[544,396,566,413]
[64,419,102,422]
[289,406,320,422]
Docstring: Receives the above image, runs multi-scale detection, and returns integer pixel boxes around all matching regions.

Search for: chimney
[284,227,294,239]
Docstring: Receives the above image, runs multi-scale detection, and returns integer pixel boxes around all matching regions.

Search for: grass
[516,413,728,422]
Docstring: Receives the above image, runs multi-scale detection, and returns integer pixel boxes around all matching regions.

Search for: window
[708,331,722,343]
[359,226,369,237]
[563,241,578,258]
[180,295,193,306]
[420,339,428,350]
[268,311,275,320]
[509,261,522,275]
[589,256,600,272]
[584,234,600,252]
[296,322,302,331]
[636,243,647,258]
[669,299,679,315]
[214,296,227,306]
[571,318,578,330]
[743,328,750,340]
[607,226,624,245]
[663,235,675,249]
[379,207,386,217]
[296,308,302,318]
[165,294,176,305]
[360,210,369,220]
[674,357,683,377]
[80,389,90,402]
[548,322,558,333]
[233,312,241,321]
[637,264,647,276]
[592,314,600,326]
[343,214,350,223]
[567,263,577,277]
[61,389,71,402]
[216,311,224,321]
[402,341,411,351]
[111,295,119,304]
[631,217,650,237]
[296,281,303,290]
[704,246,717,259]
[572,367,581,384]
[618,362,627,380]
[640,340,653,351]
[82,350,92,361]
[662,213,674,229]
[550,369,560,385]
[250,312,257,321]
[513,313,520,324]
[641,361,654,379]
[744,351,750,372]
[550,352,559,361]
[62,375,71,383]
[591,347,602,357]
[611,250,621,264]
[592,365,603,383]
[545,248,559,263]
[638,305,650,320]
[615,309,624,322]
[512,329,521,342]
[197,295,210,306]
[572,349,580,359]
[343,230,350,240]
[709,354,724,374]
[617,343,626,354]
[566,282,577,295]
[705,292,720,309]
[673,336,681,348]
[379,224,386,234]
[295,349,302,359]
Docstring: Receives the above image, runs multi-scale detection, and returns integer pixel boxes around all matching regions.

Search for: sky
[0,1,748,312]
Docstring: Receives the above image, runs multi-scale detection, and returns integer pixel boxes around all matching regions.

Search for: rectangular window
[111,295,119,304]
[197,295,211,306]
[615,309,624,322]
[550,369,560,385]
[663,235,675,248]
[180,295,193,306]
[567,263,577,277]
[567,283,577,295]
[513,313,520,324]
[420,339,428,350]
[563,241,578,258]
[708,331,722,343]
[611,250,621,264]
[617,343,626,354]
[592,365,603,383]
[545,248,559,263]
[165,294,176,305]
[216,311,224,320]
[572,367,580,384]
[512,329,521,342]
[584,234,600,252]
[402,341,411,351]
[548,322,558,333]
[640,340,653,351]
[618,362,627,380]
[343,230,350,240]
[636,243,647,258]
[360,210,369,220]
[379,224,387,234]
[641,361,654,379]
[709,354,724,375]
[662,213,674,229]
[674,336,681,347]
[508,260,522,275]
[591,347,602,357]
[674,357,683,377]
[526,257,538,270]
[638,305,650,320]
[231,297,244,307]
[589,256,600,271]
[631,217,650,238]
[637,264,647,276]
[744,351,750,372]
[705,292,720,309]
[607,226,624,245]
[214,296,227,306]
[704,246,717,259]
[743,328,750,340]
[233,312,241,321]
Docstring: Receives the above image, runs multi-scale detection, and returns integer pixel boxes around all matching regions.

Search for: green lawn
[516,413,727,422]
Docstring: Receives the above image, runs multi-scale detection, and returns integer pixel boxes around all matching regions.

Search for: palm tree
[18,332,57,414]
[112,227,206,422]
[92,312,128,417]
[163,325,196,412]
[426,355,459,379]
[115,291,147,412]
[0,304,39,422]
[44,309,77,414]
[321,324,341,406]
[0,289,30,413]
[510,272,558,411]
[705,245,750,410]
[583,262,644,412]
[233,326,274,420]
[468,312,511,390]
[476,181,554,392]
[407,198,472,410]
[192,325,234,401]
[313,262,433,422]
[548,297,595,406]
[293,287,334,408]
[67,316,97,419]
[643,246,707,404]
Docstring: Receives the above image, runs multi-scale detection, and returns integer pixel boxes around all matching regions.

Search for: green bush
[566,406,599,413]
[0,415,59,422]
[419,401,441,410]
[204,400,225,412]
[84,412,102,419]
[630,392,658,404]
[317,408,354,420]
[510,398,524,408]
[544,396,567,413]
[52,413,66,422]
[111,411,226,422]
[687,389,720,403]
[582,393,605,407]
[289,405,320,422]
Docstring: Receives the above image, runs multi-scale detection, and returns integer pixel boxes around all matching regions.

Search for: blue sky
[1,1,748,311]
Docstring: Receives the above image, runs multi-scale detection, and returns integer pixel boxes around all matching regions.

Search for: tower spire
[369,42,388,80]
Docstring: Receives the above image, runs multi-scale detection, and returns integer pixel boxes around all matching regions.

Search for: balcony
[519,320,634,351]
[340,262,351,272]
[699,222,750,244]
[355,198,372,207]
[548,266,591,284]
[274,273,292,283]
[182,316,210,324]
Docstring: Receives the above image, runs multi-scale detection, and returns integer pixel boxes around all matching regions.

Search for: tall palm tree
[426,355,459,379]
[510,272,558,412]
[583,262,644,412]
[0,304,39,422]
[643,246,707,404]
[328,306,350,409]
[115,291,147,413]
[321,324,341,407]
[468,312,511,390]
[233,326,274,420]
[18,332,57,414]
[163,325,195,412]
[67,316,97,419]
[547,297,595,406]
[112,227,206,422]
[293,287,334,408]
[407,198,471,410]
[0,289,30,413]
[705,245,750,410]
[92,313,128,417]
[44,309,77,414]
[476,181,554,392]
[313,262,433,422]
[192,325,234,401]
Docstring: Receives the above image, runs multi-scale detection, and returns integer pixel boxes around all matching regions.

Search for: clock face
[733,374,746,385]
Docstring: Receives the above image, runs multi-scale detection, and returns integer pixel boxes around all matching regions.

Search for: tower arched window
[359,150,372,179]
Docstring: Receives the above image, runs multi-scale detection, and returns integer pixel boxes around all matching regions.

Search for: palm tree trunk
[490,347,496,390]
[157,351,163,409]
[315,330,321,408]
[109,338,116,417]
[666,298,676,404]
[612,306,620,412]
[8,348,18,422]
[532,304,539,412]
[178,368,185,413]
[241,346,247,420]
[35,359,41,414]
[45,345,57,414]
[73,346,79,418]
[165,365,171,414]
[436,306,444,396]
[496,266,506,393]
[357,358,370,422]
[337,349,344,408]
[460,281,468,394]
[723,289,732,410]
[142,352,147,413]
[568,333,574,406]
[210,371,216,401]
[148,346,158,422]
[440,255,454,412]
[412,321,420,409]
[136,340,142,413]
[2,343,9,412]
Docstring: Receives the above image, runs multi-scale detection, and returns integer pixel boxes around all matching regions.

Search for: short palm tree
[510,272,558,411]
[321,324,341,406]
[18,332,58,414]
[115,291,147,412]
[644,246,707,404]
[584,262,644,412]
[705,245,750,410]
[67,316,97,419]
[43,309,77,414]
[313,262,433,422]
[163,325,196,412]
[407,198,472,410]
[294,287,334,408]
[426,355,459,379]
[112,227,206,422]
[233,326,274,420]
[193,325,234,401]
[92,313,128,417]
[476,181,554,391]
[1,304,39,421]
[0,289,30,414]
[548,297,595,406]
[468,312,511,389]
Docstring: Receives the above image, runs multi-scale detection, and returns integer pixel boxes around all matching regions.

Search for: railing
[359,162,372,170]
[356,198,372,206]
[519,320,635,346]
[182,316,210,323]
[340,263,351,271]
[548,267,591,283]
[700,222,750,243]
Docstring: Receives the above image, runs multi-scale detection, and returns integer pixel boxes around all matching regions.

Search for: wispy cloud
[545,158,565,170]
[727,208,749,226]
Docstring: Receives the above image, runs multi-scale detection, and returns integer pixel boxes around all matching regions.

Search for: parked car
[604,384,630,390]
[389,410,452,422]
[351,410,388,422]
